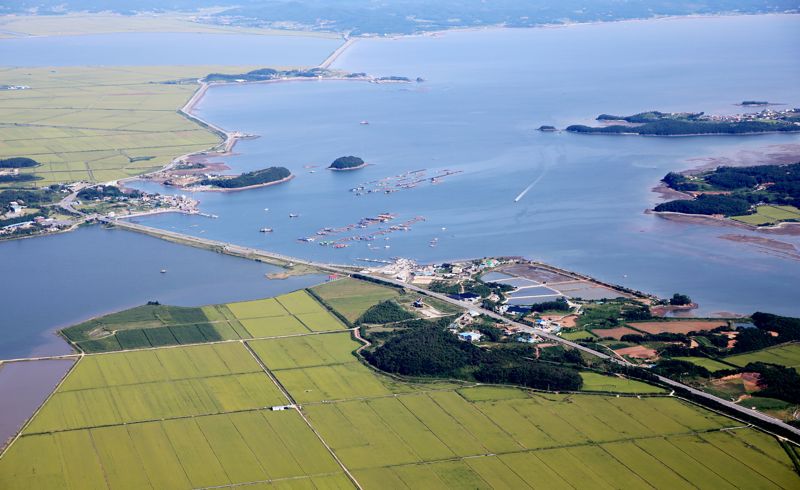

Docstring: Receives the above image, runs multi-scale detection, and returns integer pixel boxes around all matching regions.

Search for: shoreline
[568,129,800,138]
[647,209,800,235]
[329,163,368,171]
[181,173,295,193]
[376,12,799,41]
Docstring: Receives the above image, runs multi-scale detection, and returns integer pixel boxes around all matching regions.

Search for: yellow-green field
[311,278,401,322]
[724,343,800,372]
[0,65,260,185]
[672,356,736,372]
[63,290,348,352]
[732,205,800,226]
[3,304,799,488]
[579,371,665,393]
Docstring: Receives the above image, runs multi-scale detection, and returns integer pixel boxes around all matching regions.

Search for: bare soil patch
[628,320,727,335]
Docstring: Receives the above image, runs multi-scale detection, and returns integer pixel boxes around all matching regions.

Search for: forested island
[567,109,800,136]
[196,166,292,190]
[204,67,341,83]
[0,157,38,168]
[653,162,800,226]
[329,156,366,170]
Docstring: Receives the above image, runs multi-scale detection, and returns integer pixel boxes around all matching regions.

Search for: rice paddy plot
[275,362,393,403]
[26,371,286,433]
[227,297,290,320]
[296,311,348,332]
[0,411,346,490]
[311,278,400,322]
[579,372,665,393]
[249,332,360,370]
[241,315,311,337]
[277,290,329,315]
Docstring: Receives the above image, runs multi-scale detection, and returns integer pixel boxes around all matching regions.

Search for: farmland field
[588,326,640,339]
[0,66,250,185]
[61,291,347,352]
[732,205,800,225]
[724,343,800,372]
[673,356,735,372]
[579,372,665,393]
[627,320,728,335]
[311,278,401,322]
[4,302,799,489]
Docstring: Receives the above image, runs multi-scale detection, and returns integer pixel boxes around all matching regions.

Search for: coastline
[379,12,799,40]
[329,163,368,171]
[648,209,800,235]
[183,173,295,193]
[568,129,800,138]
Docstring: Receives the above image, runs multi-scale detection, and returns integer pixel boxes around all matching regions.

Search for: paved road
[103,218,800,440]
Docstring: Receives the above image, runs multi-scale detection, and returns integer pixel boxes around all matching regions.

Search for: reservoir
[0,226,325,360]
[131,15,800,316]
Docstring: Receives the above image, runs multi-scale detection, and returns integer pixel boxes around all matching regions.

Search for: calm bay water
[133,15,800,316]
[0,227,325,359]
[0,32,341,67]
[0,359,74,449]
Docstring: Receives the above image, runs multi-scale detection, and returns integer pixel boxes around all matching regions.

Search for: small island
[329,156,366,171]
[538,125,557,132]
[566,109,800,136]
[653,162,800,227]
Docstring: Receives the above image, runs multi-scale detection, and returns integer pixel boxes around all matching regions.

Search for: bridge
[102,217,800,441]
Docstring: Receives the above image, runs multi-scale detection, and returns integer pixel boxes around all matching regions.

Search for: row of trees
[0,157,38,168]
[362,323,585,391]
[356,300,414,324]
[653,194,751,216]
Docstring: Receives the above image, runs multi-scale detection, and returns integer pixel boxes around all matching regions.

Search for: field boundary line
[198,470,347,489]
[64,327,352,359]
[698,431,794,486]
[671,394,800,447]
[0,354,82,458]
[242,340,363,490]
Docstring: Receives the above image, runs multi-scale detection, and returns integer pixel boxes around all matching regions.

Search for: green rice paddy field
[3,321,798,489]
[732,205,800,226]
[0,66,265,185]
[724,343,800,372]
[62,290,348,353]
[672,356,736,372]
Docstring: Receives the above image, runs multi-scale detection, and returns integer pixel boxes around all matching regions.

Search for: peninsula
[653,162,800,227]
[173,166,294,191]
[566,109,800,136]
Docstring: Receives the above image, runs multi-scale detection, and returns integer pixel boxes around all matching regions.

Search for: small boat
[289,213,300,218]
[264,208,269,212]
[360,120,369,125]
[259,228,273,233]
[160,269,167,274]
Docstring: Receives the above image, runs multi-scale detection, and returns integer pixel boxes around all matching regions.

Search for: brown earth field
[614,345,658,359]
[589,326,640,340]
[628,320,727,335]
